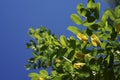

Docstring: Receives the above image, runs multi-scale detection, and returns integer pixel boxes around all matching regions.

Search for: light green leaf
[83,20,96,27]
[115,5,120,18]
[53,39,61,46]
[63,61,73,72]
[28,73,39,78]
[100,42,106,49]
[70,14,82,25]
[104,21,112,32]
[77,4,87,16]
[87,0,95,9]
[60,35,67,47]
[106,55,110,64]
[51,71,57,76]
[101,9,115,22]
[39,70,48,78]
[29,27,35,35]
[76,4,84,11]
[67,26,80,34]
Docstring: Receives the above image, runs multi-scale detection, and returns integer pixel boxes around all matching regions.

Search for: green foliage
[26,0,120,80]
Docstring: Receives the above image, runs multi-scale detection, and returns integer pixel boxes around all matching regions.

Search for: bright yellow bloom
[91,34,101,46]
[77,33,88,42]
[73,63,86,69]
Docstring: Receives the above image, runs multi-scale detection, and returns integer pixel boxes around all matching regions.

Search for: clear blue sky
[0,0,109,80]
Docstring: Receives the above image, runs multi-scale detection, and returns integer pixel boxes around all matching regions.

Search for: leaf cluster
[26,0,120,80]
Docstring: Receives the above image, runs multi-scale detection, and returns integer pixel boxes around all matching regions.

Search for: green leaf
[100,42,106,49]
[87,0,95,9]
[60,35,67,47]
[70,14,82,25]
[94,3,100,19]
[63,61,73,72]
[52,76,62,80]
[67,26,80,34]
[39,70,48,78]
[78,72,90,78]
[106,55,110,64]
[93,48,97,56]
[83,19,96,27]
[86,28,93,36]
[90,24,101,30]
[115,5,120,18]
[29,27,35,35]
[28,73,39,78]
[79,8,87,16]
[53,38,61,46]
[51,71,57,76]
[77,4,87,16]
[31,78,38,80]
[34,33,41,40]
[104,21,112,32]
[87,16,96,23]
[101,9,115,22]
[67,49,75,61]
[77,4,84,12]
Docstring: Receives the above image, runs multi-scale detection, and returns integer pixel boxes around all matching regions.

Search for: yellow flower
[91,34,101,46]
[77,33,88,42]
[73,63,86,69]
[55,58,61,63]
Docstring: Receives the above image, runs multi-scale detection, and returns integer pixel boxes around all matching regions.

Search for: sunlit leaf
[115,5,120,18]
[70,14,82,25]
[51,71,57,77]
[87,0,95,9]
[39,70,48,78]
[83,19,96,27]
[101,9,115,22]
[60,35,67,47]
[28,73,39,78]
[67,26,80,34]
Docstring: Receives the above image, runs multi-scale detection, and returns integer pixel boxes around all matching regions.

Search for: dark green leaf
[94,3,100,19]
[90,24,101,30]
[86,28,92,36]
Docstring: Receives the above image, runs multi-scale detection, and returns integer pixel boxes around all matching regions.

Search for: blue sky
[0,0,109,80]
